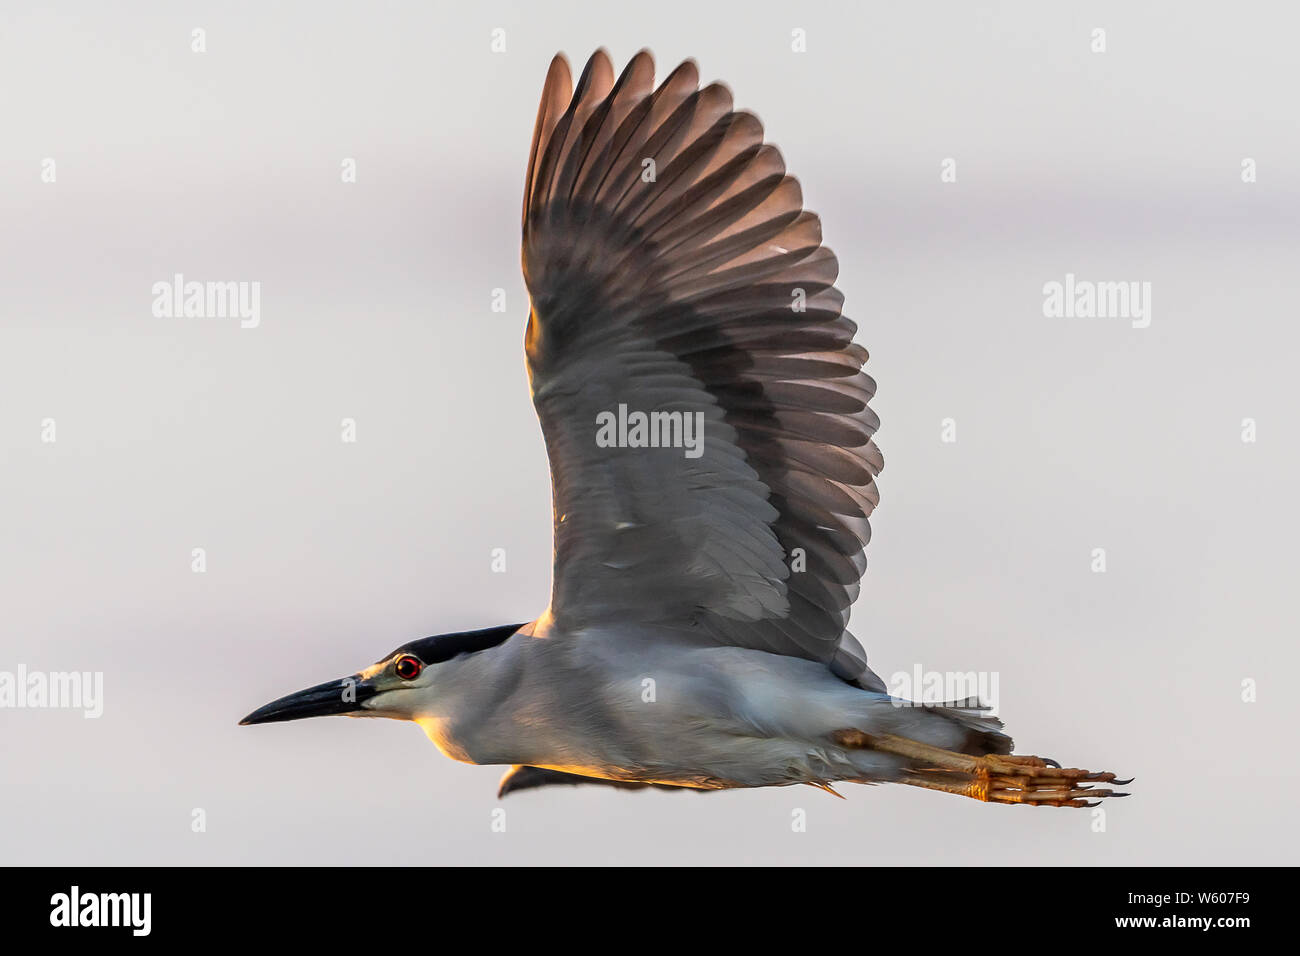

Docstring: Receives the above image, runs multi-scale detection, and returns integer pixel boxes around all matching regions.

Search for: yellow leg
[833,730,1132,808]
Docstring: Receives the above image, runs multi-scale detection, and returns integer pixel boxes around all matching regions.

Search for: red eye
[394,655,423,680]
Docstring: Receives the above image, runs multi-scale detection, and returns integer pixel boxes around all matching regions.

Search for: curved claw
[1042,757,1062,769]
[1111,776,1134,786]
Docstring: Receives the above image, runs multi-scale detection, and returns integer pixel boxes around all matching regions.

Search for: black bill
[239,676,377,725]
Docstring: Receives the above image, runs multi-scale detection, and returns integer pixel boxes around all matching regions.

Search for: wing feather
[521,51,885,689]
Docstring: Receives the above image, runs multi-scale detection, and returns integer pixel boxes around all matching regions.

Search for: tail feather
[926,700,1012,756]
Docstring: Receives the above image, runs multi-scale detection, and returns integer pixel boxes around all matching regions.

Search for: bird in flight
[242,50,1129,808]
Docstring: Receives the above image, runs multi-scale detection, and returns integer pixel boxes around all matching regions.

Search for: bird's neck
[414,632,531,766]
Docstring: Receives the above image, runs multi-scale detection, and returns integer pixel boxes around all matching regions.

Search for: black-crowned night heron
[241,50,1129,808]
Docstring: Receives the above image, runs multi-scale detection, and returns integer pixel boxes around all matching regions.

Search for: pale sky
[1,0,1296,864]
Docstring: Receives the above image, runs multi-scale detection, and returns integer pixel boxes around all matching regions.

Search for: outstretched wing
[521,50,884,687]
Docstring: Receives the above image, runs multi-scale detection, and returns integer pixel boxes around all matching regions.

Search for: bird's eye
[394,655,423,680]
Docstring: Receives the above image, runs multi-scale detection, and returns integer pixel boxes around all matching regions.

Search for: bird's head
[238,624,523,726]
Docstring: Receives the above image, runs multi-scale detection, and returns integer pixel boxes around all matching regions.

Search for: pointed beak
[239,676,378,726]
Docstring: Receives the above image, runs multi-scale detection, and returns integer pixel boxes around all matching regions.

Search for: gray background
[2,1,1296,865]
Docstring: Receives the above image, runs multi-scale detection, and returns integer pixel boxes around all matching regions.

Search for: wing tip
[545,51,573,86]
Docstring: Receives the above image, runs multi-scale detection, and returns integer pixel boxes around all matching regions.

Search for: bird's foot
[903,755,1131,808]
[833,731,1131,808]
